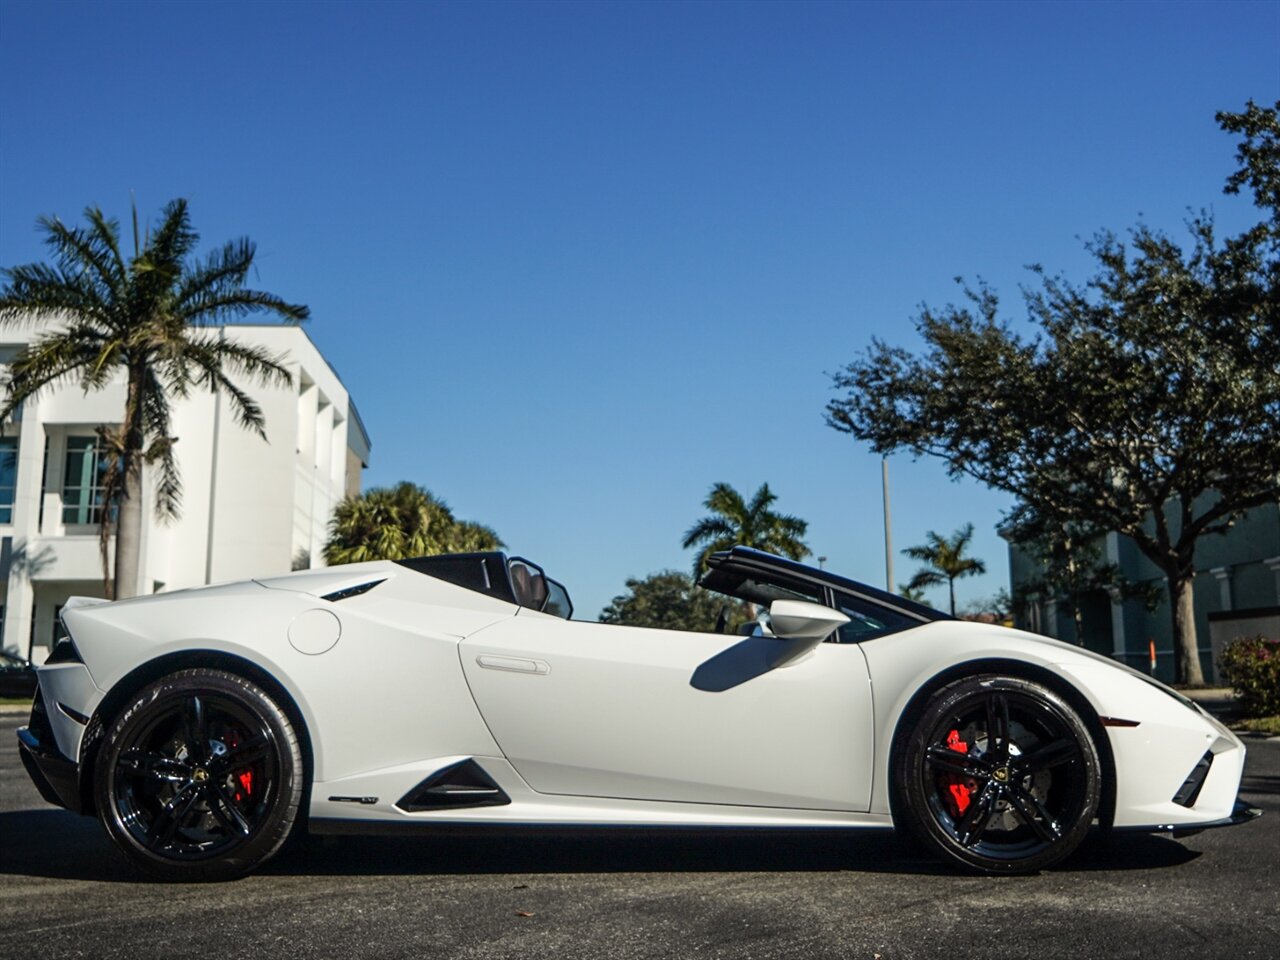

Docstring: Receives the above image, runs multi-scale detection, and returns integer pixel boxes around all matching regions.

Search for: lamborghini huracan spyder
[18,547,1260,880]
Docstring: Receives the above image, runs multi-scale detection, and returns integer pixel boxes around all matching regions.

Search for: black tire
[894,675,1101,874]
[93,668,304,881]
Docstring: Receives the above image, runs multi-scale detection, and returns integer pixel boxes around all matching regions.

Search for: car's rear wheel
[94,668,303,881]
[895,675,1101,874]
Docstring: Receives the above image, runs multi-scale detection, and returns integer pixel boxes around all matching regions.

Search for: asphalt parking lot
[1,713,1277,960]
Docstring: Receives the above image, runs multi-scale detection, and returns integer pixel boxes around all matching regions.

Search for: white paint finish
[461,614,875,811]
[855,618,1244,828]
[1055,661,1246,827]
[768,599,850,640]
[41,560,1251,839]
[288,608,342,655]
[312,755,895,829]
[34,662,102,761]
[60,567,502,782]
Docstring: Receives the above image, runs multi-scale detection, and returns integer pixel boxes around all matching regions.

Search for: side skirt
[309,818,897,838]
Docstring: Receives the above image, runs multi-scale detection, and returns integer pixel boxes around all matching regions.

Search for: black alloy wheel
[94,669,304,881]
[895,675,1101,874]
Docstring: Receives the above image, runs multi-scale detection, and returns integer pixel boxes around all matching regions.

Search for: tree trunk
[113,465,143,599]
[1070,596,1085,647]
[1168,570,1204,685]
[948,578,956,616]
[112,366,147,600]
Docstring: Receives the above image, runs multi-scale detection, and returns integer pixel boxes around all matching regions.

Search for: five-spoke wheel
[895,675,1101,873]
[95,669,303,881]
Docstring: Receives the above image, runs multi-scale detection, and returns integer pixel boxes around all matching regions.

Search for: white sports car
[18,547,1260,880]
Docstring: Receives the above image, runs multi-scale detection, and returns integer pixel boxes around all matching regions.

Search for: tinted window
[833,591,919,642]
[508,559,549,610]
[714,575,822,608]
[543,579,573,619]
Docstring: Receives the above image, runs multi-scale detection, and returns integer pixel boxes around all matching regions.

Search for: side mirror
[768,599,850,642]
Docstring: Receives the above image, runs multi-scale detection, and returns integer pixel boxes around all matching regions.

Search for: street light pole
[882,457,894,593]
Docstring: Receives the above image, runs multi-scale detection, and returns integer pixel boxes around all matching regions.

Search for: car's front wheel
[895,674,1101,874]
[94,668,303,881]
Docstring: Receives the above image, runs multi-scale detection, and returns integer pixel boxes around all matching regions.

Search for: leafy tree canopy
[599,570,751,633]
[325,481,502,564]
[1006,516,1159,644]
[826,102,1280,683]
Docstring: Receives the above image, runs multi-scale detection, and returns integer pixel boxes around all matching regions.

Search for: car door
[459,607,875,812]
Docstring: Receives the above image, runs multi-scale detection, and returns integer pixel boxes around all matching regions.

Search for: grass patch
[1233,716,1280,736]
[0,697,33,707]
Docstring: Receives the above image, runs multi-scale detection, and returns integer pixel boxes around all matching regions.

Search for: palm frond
[0,329,109,419]
[746,482,778,516]
[704,482,747,521]
[901,544,938,561]
[143,435,182,521]
[202,336,293,387]
[180,287,310,326]
[175,238,255,307]
[36,210,125,302]
[680,516,734,550]
[146,199,199,267]
[211,372,268,438]
[907,569,946,590]
[0,262,112,327]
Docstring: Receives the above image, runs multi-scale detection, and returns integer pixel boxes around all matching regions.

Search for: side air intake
[321,579,386,602]
[395,759,511,812]
[1172,751,1214,807]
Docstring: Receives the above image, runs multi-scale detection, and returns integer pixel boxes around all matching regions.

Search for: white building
[0,324,371,663]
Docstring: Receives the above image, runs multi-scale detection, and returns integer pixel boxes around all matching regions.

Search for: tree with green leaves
[681,482,810,579]
[827,102,1280,683]
[324,481,502,564]
[897,582,932,605]
[1007,514,1160,646]
[902,524,987,616]
[0,200,306,599]
[599,570,751,633]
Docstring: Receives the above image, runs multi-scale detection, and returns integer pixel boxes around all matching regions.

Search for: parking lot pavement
[2,714,1277,960]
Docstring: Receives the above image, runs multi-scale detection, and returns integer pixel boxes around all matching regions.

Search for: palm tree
[324,482,503,564]
[681,482,810,580]
[897,582,931,605]
[903,523,987,616]
[0,200,306,599]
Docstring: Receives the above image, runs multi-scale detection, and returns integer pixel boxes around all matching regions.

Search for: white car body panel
[460,611,874,810]
[860,621,1246,829]
[26,549,1251,843]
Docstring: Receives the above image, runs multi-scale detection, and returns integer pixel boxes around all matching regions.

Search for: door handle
[476,654,550,675]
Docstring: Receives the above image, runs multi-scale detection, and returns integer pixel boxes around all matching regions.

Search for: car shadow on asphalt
[0,808,1200,883]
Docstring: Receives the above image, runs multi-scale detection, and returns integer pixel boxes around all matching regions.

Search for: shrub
[1219,635,1280,718]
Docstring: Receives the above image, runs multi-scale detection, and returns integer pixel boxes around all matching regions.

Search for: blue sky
[1,1,1276,617]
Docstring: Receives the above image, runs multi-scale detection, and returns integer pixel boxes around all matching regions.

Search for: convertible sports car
[18,547,1260,880]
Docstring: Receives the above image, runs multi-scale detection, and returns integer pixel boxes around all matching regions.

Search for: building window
[62,436,113,525]
[0,437,16,524]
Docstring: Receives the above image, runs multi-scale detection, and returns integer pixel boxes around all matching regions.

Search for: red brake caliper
[226,731,253,803]
[945,729,972,815]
